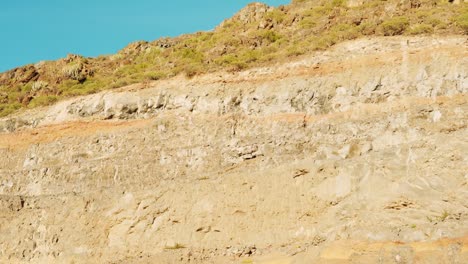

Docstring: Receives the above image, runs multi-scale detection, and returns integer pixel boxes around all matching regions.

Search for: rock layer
[0,36,467,263]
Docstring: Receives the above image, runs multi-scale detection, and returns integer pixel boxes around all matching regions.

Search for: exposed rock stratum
[0,36,467,263]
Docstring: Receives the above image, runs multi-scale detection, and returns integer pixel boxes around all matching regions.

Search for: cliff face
[0,36,467,263]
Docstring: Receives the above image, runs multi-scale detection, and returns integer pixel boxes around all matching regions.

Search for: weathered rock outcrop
[0,36,467,263]
[217,2,273,29]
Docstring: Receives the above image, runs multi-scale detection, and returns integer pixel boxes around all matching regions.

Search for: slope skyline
[0,0,290,72]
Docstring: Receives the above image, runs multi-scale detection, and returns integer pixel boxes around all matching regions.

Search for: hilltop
[0,0,466,117]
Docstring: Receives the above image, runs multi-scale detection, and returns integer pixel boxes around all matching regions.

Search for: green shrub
[0,102,22,117]
[299,3,344,33]
[408,24,434,35]
[415,10,435,20]
[426,17,444,27]
[108,79,130,89]
[259,30,283,43]
[59,78,104,96]
[299,17,317,29]
[182,63,204,78]
[312,33,339,50]
[303,6,332,17]
[357,22,377,35]
[381,16,410,36]
[331,0,346,7]
[28,95,58,108]
[20,83,33,93]
[7,90,22,102]
[265,9,286,24]
[144,71,167,80]
[455,13,468,34]
[331,23,360,40]
[287,44,306,56]
[215,54,247,71]
[115,64,149,78]
[220,35,242,47]
[220,20,240,30]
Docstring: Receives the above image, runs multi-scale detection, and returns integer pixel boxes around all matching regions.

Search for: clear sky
[0,0,290,72]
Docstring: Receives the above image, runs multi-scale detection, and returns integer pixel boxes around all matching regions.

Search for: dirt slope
[0,36,467,263]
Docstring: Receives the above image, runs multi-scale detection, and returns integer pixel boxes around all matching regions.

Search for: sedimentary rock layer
[0,36,467,263]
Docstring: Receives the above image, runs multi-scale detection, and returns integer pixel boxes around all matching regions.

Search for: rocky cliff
[0,36,467,263]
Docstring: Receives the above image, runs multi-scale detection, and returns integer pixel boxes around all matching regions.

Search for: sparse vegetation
[164,243,186,250]
[265,9,286,24]
[381,16,410,36]
[408,23,434,35]
[455,12,468,33]
[439,210,450,222]
[0,0,466,117]
[28,95,58,108]
[426,210,454,223]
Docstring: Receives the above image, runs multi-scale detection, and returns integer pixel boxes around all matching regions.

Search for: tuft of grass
[438,210,450,222]
[164,243,186,250]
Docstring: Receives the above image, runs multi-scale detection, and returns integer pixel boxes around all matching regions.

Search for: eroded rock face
[0,36,467,263]
[217,2,273,30]
[231,2,272,24]
[0,65,39,86]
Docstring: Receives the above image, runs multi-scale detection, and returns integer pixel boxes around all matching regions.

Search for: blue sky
[0,0,290,72]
